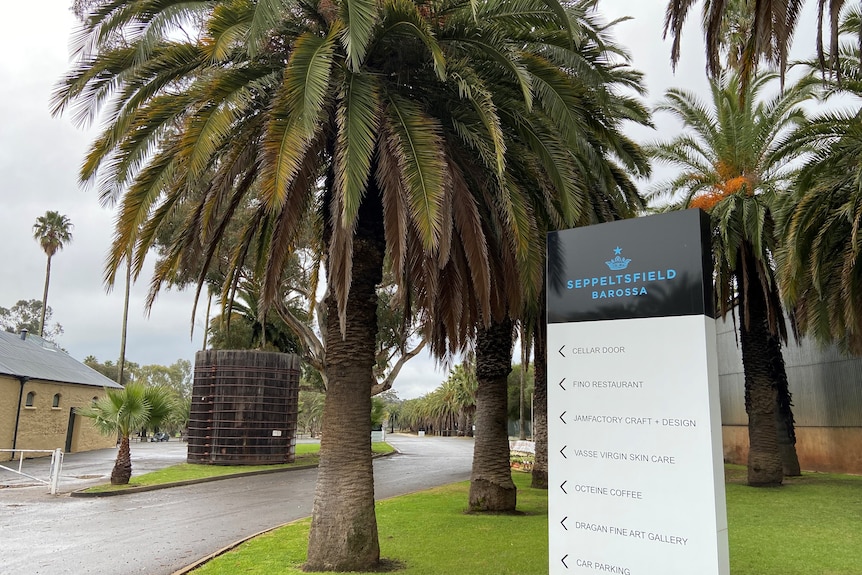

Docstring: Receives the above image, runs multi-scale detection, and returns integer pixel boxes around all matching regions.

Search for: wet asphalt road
[0,434,474,575]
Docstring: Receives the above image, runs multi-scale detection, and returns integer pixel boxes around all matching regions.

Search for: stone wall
[0,376,114,462]
[0,376,20,460]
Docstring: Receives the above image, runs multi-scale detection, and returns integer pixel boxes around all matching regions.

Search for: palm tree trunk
[111,435,133,485]
[118,256,131,385]
[305,190,384,571]
[518,331,527,440]
[464,405,475,437]
[768,333,801,476]
[739,252,783,486]
[39,255,52,337]
[531,293,548,489]
[202,286,212,350]
[469,317,517,512]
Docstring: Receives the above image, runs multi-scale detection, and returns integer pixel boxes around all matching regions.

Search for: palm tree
[32,211,73,337]
[399,359,477,434]
[77,383,176,484]
[778,8,862,353]
[457,1,652,507]
[647,71,815,485]
[445,361,478,435]
[663,0,855,83]
[55,0,622,568]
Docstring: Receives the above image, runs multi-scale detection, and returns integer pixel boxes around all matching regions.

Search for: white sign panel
[548,316,728,574]
[547,210,729,575]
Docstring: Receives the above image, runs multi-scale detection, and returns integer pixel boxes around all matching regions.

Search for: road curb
[168,445,414,574]
[170,518,304,575]
[70,450,396,497]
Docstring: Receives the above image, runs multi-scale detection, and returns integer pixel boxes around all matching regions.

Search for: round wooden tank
[187,350,300,465]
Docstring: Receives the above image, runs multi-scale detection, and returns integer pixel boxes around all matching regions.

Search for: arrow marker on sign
[560,445,567,459]
[559,378,566,390]
[558,345,566,357]
[562,555,569,569]
[561,480,567,494]
[559,411,567,424]
[561,516,568,530]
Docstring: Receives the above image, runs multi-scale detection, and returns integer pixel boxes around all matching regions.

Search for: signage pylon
[547,210,729,575]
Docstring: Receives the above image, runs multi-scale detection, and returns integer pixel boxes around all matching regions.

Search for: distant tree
[163,395,191,436]
[84,356,139,385]
[377,390,402,433]
[207,313,257,352]
[208,282,302,354]
[507,363,534,427]
[83,356,191,394]
[371,396,386,431]
[398,362,476,435]
[0,299,63,341]
[298,391,326,437]
[77,383,176,484]
[32,211,73,337]
[135,359,193,400]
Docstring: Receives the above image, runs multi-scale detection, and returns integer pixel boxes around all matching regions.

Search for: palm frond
[335,71,380,228]
[261,29,337,211]
[383,94,447,251]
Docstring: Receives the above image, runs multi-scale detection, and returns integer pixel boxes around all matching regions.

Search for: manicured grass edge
[71,446,397,498]
[176,472,543,575]
[171,519,302,575]
[70,463,321,497]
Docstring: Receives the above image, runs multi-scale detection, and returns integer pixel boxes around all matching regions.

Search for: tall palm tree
[663,0,855,83]
[32,211,73,337]
[647,70,815,486]
[779,7,862,353]
[457,0,651,506]
[77,383,176,484]
[55,0,621,569]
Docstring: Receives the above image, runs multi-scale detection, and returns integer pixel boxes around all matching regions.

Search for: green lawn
[193,471,547,575]
[725,465,862,574]
[192,467,862,575]
[83,442,394,493]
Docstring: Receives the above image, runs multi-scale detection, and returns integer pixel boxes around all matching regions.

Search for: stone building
[0,330,122,461]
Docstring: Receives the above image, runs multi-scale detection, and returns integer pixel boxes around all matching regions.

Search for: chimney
[19,329,28,341]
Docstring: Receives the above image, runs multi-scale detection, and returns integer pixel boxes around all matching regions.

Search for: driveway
[0,435,474,575]
[1,440,189,492]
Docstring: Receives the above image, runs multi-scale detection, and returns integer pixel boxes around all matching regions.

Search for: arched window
[25,391,35,407]
[52,393,61,408]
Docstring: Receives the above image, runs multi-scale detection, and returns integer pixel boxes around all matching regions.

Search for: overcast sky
[0,1,824,399]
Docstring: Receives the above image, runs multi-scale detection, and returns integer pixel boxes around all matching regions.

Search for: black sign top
[547,209,714,323]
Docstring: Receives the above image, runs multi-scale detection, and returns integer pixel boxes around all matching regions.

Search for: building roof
[0,330,123,389]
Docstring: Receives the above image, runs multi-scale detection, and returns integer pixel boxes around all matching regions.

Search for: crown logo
[605,246,631,270]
